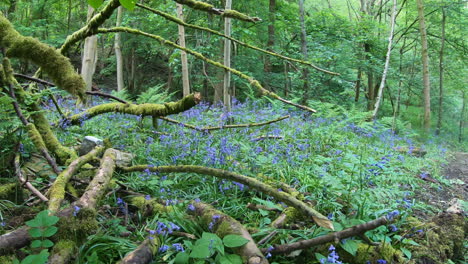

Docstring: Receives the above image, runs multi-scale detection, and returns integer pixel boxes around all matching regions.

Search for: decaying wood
[14,153,48,202]
[118,238,159,264]
[192,202,269,264]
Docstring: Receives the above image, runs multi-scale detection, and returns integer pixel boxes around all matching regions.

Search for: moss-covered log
[0,14,86,101]
[48,146,106,213]
[69,93,201,125]
[49,240,76,264]
[191,202,268,264]
[118,238,159,264]
[121,165,332,229]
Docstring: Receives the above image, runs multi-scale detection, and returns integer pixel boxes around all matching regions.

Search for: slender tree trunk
[299,0,310,103]
[223,0,232,111]
[365,43,374,110]
[436,8,446,135]
[115,6,124,91]
[416,0,431,131]
[284,61,290,96]
[372,0,397,119]
[177,4,191,97]
[81,6,98,94]
[263,0,276,89]
[460,91,466,143]
[355,69,362,102]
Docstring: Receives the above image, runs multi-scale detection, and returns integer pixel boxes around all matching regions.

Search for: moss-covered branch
[137,4,337,75]
[15,153,49,202]
[262,216,390,255]
[191,202,268,264]
[171,0,261,22]
[159,115,290,132]
[121,165,333,229]
[97,27,316,113]
[118,238,159,264]
[0,14,86,101]
[59,0,120,54]
[48,146,106,213]
[69,93,201,125]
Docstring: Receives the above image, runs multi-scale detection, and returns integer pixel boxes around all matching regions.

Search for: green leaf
[31,239,42,248]
[87,0,104,9]
[43,226,58,237]
[340,239,359,256]
[174,252,190,264]
[223,235,249,248]
[401,247,412,259]
[218,254,243,264]
[42,239,54,248]
[27,210,59,228]
[119,0,136,11]
[315,253,327,262]
[28,228,43,238]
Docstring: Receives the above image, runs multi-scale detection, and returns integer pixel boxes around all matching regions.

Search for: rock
[114,150,134,168]
[78,136,104,156]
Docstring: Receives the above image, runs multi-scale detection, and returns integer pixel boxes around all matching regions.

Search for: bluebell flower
[386,210,399,220]
[377,260,387,264]
[389,224,398,232]
[172,243,184,252]
[73,205,81,216]
[187,204,195,211]
[145,195,151,200]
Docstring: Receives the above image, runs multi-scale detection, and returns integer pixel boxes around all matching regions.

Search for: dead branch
[191,202,269,264]
[68,93,201,125]
[261,216,389,255]
[121,165,333,229]
[13,73,55,86]
[118,238,159,264]
[171,0,261,22]
[14,153,48,202]
[258,231,278,246]
[86,91,130,104]
[252,135,284,141]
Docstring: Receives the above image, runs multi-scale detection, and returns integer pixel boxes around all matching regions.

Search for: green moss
[354,242,404,263]
[57,207,98,243]
[51,239,76,256]
[129,196,171,217]
[0,183,22,202]
[0,256,14,264]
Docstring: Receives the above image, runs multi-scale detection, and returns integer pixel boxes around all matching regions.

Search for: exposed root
[118,238,159,264]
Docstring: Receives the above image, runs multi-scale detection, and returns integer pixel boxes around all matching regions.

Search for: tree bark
[81,6,99,95]
[177,4,191,97]
[371,0,397,119]
[263,0,276,89]
[436,8,445,135]
[223,0,232,111]
[416,0,431,131]
[115,6,124,91]
[299,0,310,103]
[459,91,466,143]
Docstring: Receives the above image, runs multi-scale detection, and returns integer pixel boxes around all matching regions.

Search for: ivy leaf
[41,239,54,248]
[43,226,58,237]
[119,0,136,11]
[340,239,359,256]
[28,228,43,238]
[31,239,42,248]
[222,235,249,248]
[174,252,190,264]
[87,0,104,9]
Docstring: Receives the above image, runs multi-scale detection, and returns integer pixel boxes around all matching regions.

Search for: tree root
[117,238,159,264]
[68,93,201,125]
[121,165,333,229]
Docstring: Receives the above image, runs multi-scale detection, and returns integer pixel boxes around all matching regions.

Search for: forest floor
[415,152,467,218]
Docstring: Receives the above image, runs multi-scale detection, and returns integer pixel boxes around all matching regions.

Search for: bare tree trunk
[223,0,232,111]
[436,8,446,135]
[416,0,431,131]
[372,0,397,119]
[115,6,124,91]
[460,91,466,143]
[263,0,275,90]
[81,6,98,94]
[299,0,310,103]
[177,4,191,97]
[365,43,374,110]
[355,69,362,102]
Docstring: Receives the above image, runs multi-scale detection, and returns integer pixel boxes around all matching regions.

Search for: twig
[252,135,284,141]
[13,73,55,86]
[14,153,49,202]
[86,91,129,104]
[261,216,390,254]
[258,231,278,246]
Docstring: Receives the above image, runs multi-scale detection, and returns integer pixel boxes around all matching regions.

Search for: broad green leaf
[202,232,224,255]
[340,239,359,256]
[401,247,412,259]
[25,219,41,228]
[218,254,243,264]
[28,228,43,238]
[87,0,104,9]
[174,252,190,264]
[119,0,136,11]
[42,239,54,248]
[190,242,211,259]
[31,240,42,248]
[44,215,59,226]
[222,235,249,248]
[43,226,58,237]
